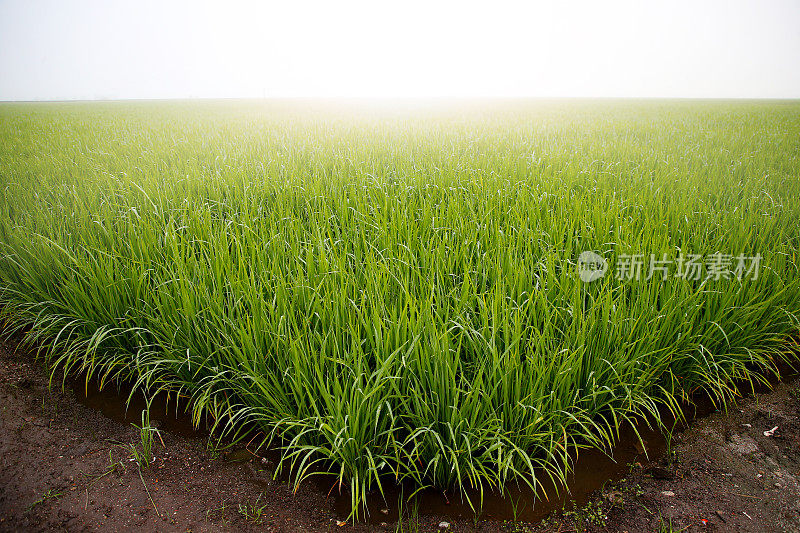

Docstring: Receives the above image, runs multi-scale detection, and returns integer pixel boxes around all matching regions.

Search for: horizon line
[2,95,800,104]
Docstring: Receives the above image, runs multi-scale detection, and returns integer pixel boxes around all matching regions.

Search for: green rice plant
[0,99,799,518]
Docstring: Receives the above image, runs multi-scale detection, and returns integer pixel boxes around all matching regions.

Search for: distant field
[1,99,799,515]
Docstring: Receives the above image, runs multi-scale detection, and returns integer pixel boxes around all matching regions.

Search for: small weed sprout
[237,492,269,523]
[128,401,162,469]
[25,489,63,513]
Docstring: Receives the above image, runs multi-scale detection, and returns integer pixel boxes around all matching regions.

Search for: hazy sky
[1,0,799,100]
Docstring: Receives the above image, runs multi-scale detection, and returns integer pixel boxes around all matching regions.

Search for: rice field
[0,99,799,516]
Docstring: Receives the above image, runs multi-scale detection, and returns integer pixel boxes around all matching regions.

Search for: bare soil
[2,339,799,532]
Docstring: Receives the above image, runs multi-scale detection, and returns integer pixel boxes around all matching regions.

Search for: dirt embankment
[2,340,799,533]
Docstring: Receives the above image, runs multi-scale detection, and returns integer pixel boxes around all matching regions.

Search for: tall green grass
[1,99,799,516]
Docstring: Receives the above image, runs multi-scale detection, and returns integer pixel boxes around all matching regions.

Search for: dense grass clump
[0,99,799,515]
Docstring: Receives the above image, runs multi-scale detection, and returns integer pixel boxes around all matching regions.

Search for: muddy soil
[1,339,799,532]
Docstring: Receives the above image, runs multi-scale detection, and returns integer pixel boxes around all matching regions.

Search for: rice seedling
[0,99,798,518]
[128,401,162,469]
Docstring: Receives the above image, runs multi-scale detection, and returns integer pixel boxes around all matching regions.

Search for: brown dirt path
[2,339,799,532]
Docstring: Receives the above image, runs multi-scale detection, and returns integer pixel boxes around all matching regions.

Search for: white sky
[1,0,799,100]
